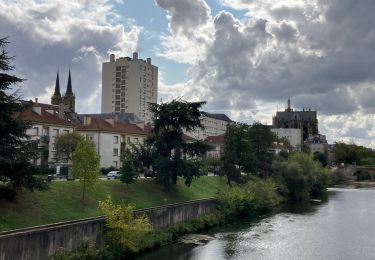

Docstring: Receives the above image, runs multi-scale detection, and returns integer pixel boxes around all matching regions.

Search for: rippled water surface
[136,188,375,260]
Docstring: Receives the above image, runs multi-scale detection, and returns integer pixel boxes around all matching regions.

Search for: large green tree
[147,100,210,190]
[71,139,100,201]
[0,37,44,192]
[55,132,84,162]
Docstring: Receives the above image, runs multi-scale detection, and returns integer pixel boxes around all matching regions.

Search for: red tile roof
[204,134,225,144]
[76,117,146,136]
[20,106,74,126]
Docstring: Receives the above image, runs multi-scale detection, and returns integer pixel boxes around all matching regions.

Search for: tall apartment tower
[101,52,158,123]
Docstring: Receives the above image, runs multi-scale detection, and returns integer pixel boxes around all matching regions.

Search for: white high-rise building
[102,52,158,123]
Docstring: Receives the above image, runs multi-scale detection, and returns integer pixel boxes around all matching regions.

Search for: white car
[107,171,120,178]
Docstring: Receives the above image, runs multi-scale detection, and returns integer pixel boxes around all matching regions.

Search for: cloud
[0,0,142,113]
[155,0,375,147]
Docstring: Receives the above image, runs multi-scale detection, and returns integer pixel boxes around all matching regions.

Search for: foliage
[0,37,44,192]
[147,100,211,190]
[217,178,280,218]
[98,196,151,253]
[129,142,154,171]
[329,169,347,185]
[55,132,84,162]
[272,153,330,201]
[313,151,328,167]
[221,122,275,183]
[333,142,375,166]
[120,152,139,184]
[200,157,222,175]
[71,139,100,201]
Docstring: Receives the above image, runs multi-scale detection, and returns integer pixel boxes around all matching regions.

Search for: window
[113,136,118,144]
[116,66,121,71]
[30,127,39,136]
[113,148,119,156]
[127,137,130,143]
[63,130,69,134]
[113,161,118,168]
[86,134,94,141]
[134,138,139,144]
[53,129,59,137]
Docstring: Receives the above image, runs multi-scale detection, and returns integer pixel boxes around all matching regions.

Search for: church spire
[286,97,293,112]
[66,69,73,95]
[51,71,62,105]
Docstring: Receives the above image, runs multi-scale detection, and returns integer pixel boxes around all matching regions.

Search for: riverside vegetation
[51,153,330,259]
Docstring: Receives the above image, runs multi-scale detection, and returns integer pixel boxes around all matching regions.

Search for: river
[136,188,375,260]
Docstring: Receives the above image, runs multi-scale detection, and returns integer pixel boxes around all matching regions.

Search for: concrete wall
[0,198,217,260]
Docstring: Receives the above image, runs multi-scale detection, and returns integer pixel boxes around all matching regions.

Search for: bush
[98,196,151,253]
[0,185,17,201]
[217,178,280,218]
[329,169,347,185]
[273,153,329,201]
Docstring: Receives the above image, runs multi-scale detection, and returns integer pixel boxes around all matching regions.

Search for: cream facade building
[102,52,158,123]
[185,113,232,141]
[271,128,302,150]
[76,116,146,168]
[22,102,75,166]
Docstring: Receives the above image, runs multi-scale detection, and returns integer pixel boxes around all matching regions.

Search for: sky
[0,0,374,148]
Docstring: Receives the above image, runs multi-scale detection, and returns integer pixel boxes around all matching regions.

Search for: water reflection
[136,188,375,260]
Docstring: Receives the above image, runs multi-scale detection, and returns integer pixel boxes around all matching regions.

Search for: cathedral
[272,98,318,141]
[51,69,75,113]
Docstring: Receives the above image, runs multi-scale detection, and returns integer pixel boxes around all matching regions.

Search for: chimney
[147,58,151,64]
[110,54,115,62]
[35,98,38,103]
[133,52,138,60]
[83,116,92,126]
[105,118,115,127]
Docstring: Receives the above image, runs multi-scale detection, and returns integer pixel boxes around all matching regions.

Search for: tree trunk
[82,178,86,201]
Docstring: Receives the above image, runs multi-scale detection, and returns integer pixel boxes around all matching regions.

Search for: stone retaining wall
[0,198,217,260]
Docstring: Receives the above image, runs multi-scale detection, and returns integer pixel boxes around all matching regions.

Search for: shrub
[0,185,17,201]
[217,178,280,218]
[98,196,151,253]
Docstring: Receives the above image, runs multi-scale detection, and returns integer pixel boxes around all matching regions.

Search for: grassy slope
[0,176,225,232]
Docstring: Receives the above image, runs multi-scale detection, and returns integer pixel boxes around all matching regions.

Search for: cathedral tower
[63,69,75,113]
[51,72,62,105]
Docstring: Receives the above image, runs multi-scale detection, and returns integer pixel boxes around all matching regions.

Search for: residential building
[271,128,302,151]
[102,52,158,123]
[185,113,232,140]
[204,134,225,158]
[273,98,318,141]
[21,101,75,166]
[76,116,146,168]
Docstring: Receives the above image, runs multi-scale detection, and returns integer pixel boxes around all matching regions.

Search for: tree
[55,132,84,162]
[313,151,328,167]
[221,123,256,184]
[0,37,44,193]
[120,152,139,185]
[98,196,151,253]
[248,122,275,178]
[71,139,100,201]
[148,100,210,190]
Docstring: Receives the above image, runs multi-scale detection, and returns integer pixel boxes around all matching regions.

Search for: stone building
[272,98,318,141]
[51,69,75,114]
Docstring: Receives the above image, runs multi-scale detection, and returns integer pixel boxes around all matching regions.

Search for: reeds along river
[136,188,375,260]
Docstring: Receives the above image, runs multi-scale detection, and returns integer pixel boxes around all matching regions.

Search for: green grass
[0,176,225,232]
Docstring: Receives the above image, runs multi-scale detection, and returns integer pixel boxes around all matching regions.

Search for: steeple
[286,97,293,112]
[62,69,75,113]
[51,71,62,105]
[66,69,73,95]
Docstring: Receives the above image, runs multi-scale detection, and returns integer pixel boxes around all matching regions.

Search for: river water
[136,188,375,260]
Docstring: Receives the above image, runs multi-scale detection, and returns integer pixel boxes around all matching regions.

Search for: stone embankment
[0,198,217,260]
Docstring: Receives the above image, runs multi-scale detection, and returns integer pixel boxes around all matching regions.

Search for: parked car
[107,171,120,179]
[144,169,154,178]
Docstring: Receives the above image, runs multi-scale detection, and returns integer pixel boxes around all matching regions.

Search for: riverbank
[332,181,375,189]
[0,176,225,231]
